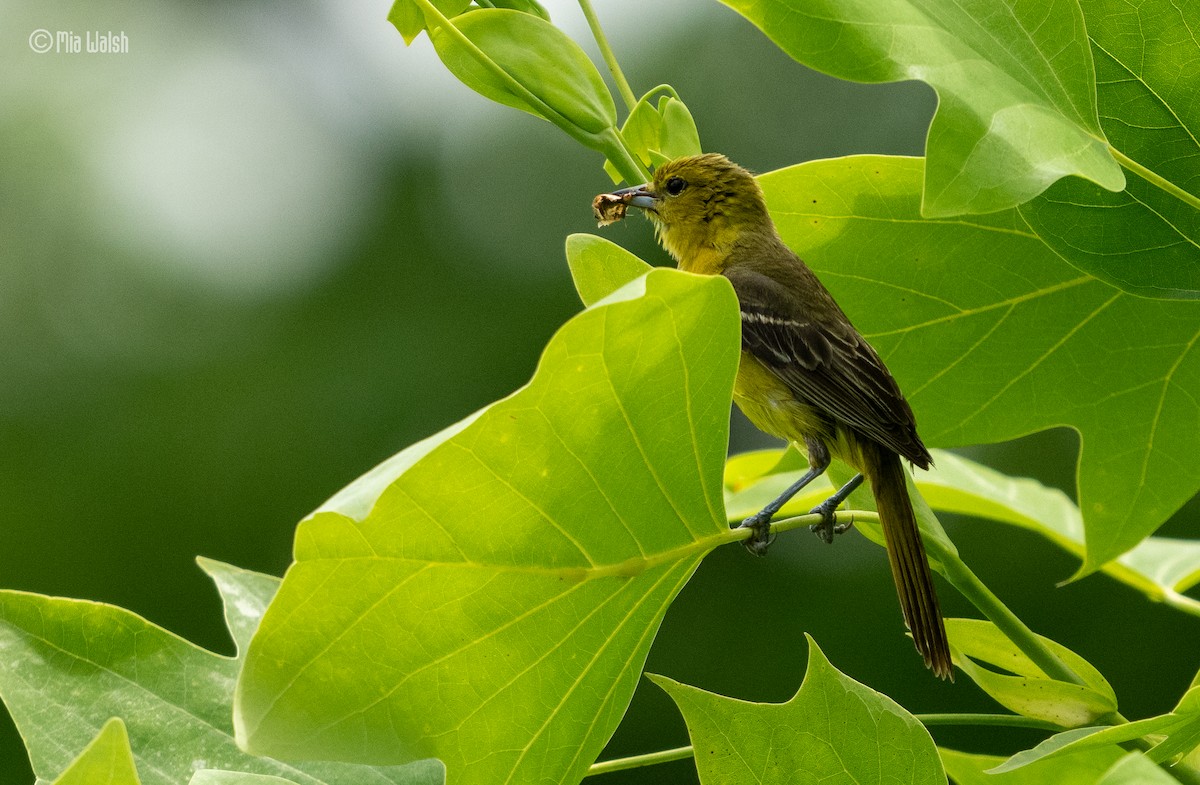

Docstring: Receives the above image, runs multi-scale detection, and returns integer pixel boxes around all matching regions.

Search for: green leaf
[1019,0,1200,300]
[429,9,616,134]
[604,89,703,181]
[486,0,550,20]
[940,746,1124,785]
[654,97,702,164]
[719,0,1124,216]
[197,557,281,659]
[386,0,471,45]
[916,451,1200,616]
[0,570,442,785]
[1097,753,1181,785]
[191,774,301,785]
[759,155,1200,574]
[988,687,1200,773]
[51,719,140,785]
[650,636,945,785]
[235,269,741,785]
[946,618,1116,727]
[565,233,653,307]
[726,446,1200,614]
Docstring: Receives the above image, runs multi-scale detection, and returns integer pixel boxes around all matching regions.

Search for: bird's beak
[609,183,658,211]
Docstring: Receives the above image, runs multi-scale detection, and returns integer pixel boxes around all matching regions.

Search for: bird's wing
[726,265,932,468]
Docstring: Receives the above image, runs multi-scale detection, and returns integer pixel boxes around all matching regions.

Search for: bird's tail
[864,445,953,680]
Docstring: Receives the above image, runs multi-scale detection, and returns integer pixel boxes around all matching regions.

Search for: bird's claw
[809,500,854,544]
[736,511,775,557]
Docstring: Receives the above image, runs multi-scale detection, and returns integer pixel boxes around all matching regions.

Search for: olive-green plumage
[606,153,952,679]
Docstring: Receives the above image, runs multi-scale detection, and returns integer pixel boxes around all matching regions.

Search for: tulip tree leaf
[1097,753,1183,785]
[990,686,1200,774]
[939,747,1125,785]
[719,0,1124,217]
[1018,0,1200,300]
[725,447,1200,615]
[565,233,654,307]
[946,619,1117,727]
[650,636,944,785]
[386,0,471,46]
[0,568,442,785]
[235,269,741,785]
[50,719,140,785]
[429,9,616,134]
[604,89,703,182]
[190,774,302,785]
[758,155,1200,574]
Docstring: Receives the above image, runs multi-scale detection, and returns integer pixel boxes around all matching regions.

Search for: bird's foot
[736,511,775,557]
[809,499,854,544]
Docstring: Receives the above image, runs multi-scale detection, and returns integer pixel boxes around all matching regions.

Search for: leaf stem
[586,745,695,776]
[1109,146,1200,211]
[577,0,638,112]
[602,127,653,184]
[916,713,1061,731]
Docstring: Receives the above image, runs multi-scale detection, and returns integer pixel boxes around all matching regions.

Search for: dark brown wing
[726,265,932,469]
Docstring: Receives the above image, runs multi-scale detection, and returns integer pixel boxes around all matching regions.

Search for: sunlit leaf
[235,269,740,785]
[486,0,550,21]
[50,719,140,785]
[759,155,1200,574]
[197,557,281,659]
[719,0,1124,216]
[1097,753,1181,785]
[429,9,616,134]
[191,774,301,785]
[651,636,944,785]
[604,89,703,182]
[565,233,653,307]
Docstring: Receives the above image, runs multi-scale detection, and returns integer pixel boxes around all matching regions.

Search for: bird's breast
[732,352,830,445]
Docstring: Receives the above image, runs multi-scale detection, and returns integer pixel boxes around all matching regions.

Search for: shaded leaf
[940,746,1124,785]
[51,719,140,785]
[725,446,1200,614]
[235,269,740,785]
[946,619,1116,727]
[0,572,441,785]
[650,636,944,785]
[429,9,616,134]
[1019,0,1200,299]
[719,0,1123,216]
[990,687,1200,773]
[759,155,1200,574]
[386,0,471,46]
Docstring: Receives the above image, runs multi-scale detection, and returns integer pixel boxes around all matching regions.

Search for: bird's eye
[665,176,687,196]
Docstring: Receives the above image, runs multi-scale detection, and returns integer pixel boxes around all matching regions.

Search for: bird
[596,153,952,679]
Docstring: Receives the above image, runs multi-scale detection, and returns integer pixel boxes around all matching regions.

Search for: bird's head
[601,153,771,272]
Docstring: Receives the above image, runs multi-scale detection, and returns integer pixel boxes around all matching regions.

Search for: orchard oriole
[596,153,952,679]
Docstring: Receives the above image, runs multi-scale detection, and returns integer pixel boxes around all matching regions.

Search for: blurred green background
[1,1,1197,782]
